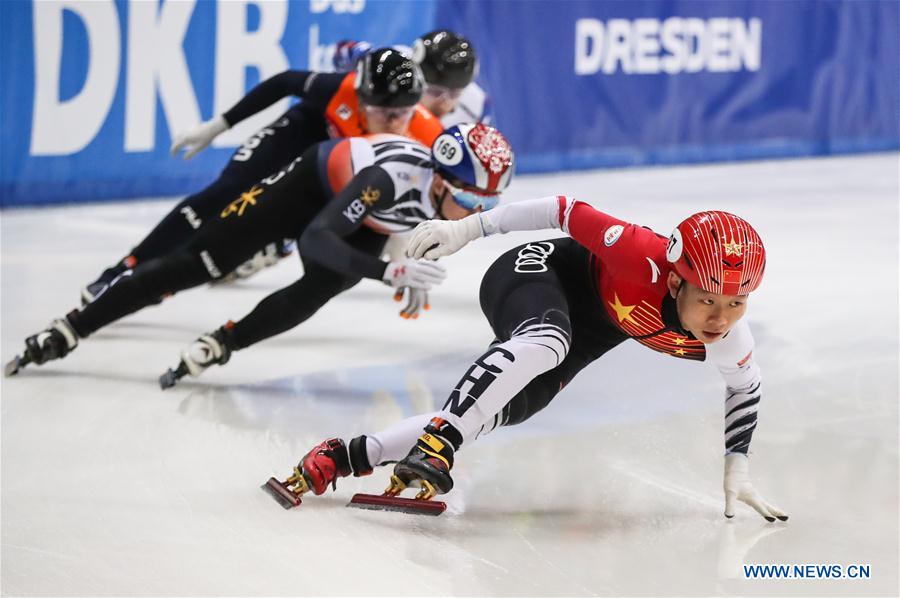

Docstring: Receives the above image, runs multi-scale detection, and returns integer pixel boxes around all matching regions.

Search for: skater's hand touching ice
[406,215,483,260]
[724,453,788,522]
[171,116,229,160]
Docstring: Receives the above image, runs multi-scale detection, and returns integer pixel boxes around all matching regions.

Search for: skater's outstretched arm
[221,70,343,126]
[407,195,569,259]
[300,166,446,290]
[407,195,640,261]
[171,70,344,159]
[704,319,788,522]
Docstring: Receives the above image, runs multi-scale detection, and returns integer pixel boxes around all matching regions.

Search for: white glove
[382,258,447,290]
[723,453,788,522]
[393,287,429,319]
[406,215,483,260]
[170,115,229,160]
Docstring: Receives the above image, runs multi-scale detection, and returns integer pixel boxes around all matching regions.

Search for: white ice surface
[1,154,898,596]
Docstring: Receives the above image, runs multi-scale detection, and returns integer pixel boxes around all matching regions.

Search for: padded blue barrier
[1,0,896,206]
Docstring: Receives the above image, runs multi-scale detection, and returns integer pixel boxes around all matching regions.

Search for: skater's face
[421,84,464,117]
[362,104,415,135]
[668,272,748,344]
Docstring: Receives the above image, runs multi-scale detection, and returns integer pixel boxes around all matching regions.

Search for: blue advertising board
[0,0,435,205]
[437,0,900,172]
[1,0,897,206]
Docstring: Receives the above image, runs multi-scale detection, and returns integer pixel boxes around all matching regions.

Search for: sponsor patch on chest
[336,103,353,121]
[604,225,624,246]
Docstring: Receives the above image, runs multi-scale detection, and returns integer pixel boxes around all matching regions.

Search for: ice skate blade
[347,493,446,516]
[261,477,302,509]
[4,354,29,377]
[158,362,188,390]
[158,369,178,389]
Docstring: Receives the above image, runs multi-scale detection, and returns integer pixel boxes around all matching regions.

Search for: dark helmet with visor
[355,48,424,108]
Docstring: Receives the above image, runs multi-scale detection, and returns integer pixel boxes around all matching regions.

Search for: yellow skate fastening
[414,480,437,501]
[286,467,311,495]
[384,475,407,496]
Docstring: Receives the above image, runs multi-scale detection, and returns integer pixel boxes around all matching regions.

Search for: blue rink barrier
[0,0,436,206]
[438,0,900,172]
[1,0,897,207]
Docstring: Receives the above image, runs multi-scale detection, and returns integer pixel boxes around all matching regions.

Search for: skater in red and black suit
[274,196,788,522]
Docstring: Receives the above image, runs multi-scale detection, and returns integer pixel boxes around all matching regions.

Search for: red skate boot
[262,437,372,509]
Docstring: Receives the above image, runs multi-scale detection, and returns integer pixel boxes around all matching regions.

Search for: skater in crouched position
[7,123,515,382]
[81,48,444,301]
[277,198,788,521]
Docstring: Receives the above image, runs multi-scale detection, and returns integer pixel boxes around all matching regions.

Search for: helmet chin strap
[670,278,691,336]
[431,183,451,220]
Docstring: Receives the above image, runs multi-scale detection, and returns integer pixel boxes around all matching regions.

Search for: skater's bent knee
[507,312,571,367]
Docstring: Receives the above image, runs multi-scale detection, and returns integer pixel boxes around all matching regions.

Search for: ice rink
[1,153,898,596]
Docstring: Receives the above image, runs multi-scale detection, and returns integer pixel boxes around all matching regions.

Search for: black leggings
[129,106,328,263]
[478,238,628,427]
[68,146,382,343]
[229,229,387,348]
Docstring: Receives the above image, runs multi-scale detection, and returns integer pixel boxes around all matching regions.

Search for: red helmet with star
[665,211,766,296]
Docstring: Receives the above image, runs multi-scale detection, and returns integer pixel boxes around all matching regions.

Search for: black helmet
[412,30,477,89]
[354,48,423,108]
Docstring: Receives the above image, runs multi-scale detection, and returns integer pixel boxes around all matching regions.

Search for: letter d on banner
[574,19,604,75]
[31,0,120,155]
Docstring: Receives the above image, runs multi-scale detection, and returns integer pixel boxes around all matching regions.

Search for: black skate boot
[262,436,373,509]
[213,239,294,285]
[392,417,463,497]
[159,324,236,388]
[24,317,79,365]
[81,256,136,305]
[346,419,460,515]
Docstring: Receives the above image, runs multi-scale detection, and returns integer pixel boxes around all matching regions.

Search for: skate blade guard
[261,477,302,509]
[347,493,446,516]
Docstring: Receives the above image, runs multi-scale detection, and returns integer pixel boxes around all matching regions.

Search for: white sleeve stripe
[725,406,759,428]
[725,393,760,415]
[561,196,576,234]
[725,422,757,441]
[725,382,761,400]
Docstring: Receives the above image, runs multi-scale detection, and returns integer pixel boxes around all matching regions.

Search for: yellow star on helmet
[608,293,637,324]
[723,238,743,257]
